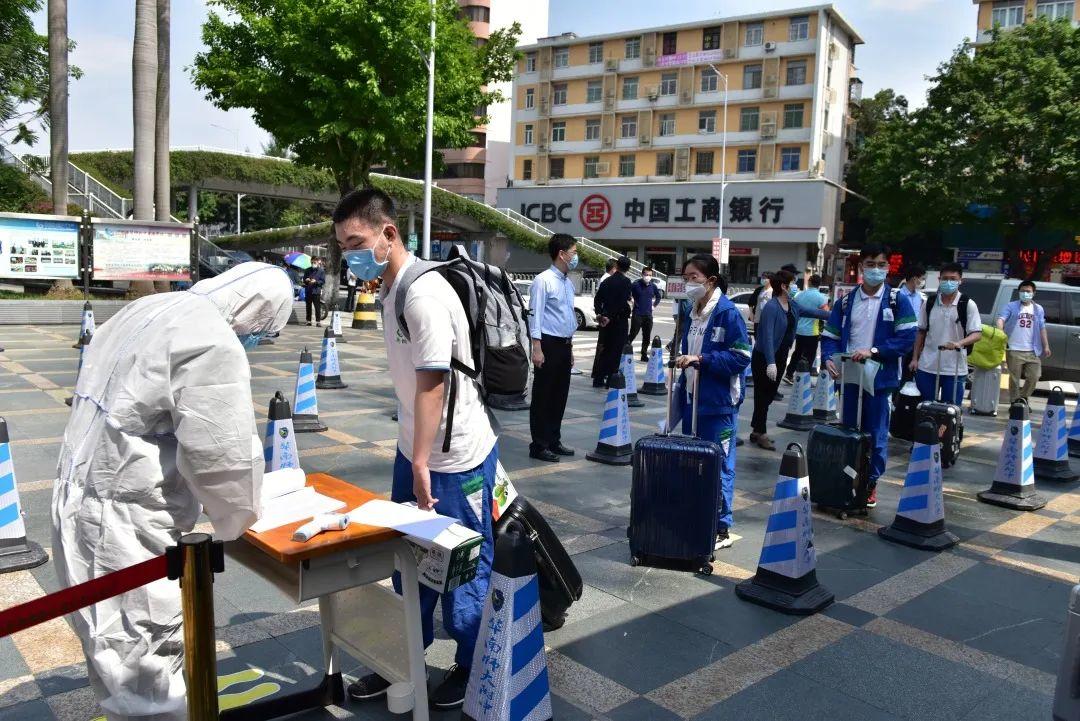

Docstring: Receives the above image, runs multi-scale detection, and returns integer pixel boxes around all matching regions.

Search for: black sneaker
[347,672,391,701]
[430,664,470,710]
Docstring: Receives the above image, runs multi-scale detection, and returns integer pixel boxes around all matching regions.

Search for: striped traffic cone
[621,343,644,408]
[735,442,833,615]
[1068,398,1080,459]
[316,327,347,389]
[0,418,48,573]
[586,371,632,466]
[352,290,378,329]
[263,392,300,472]
[977,401,1047,511]
[878,421,958,551]
[777,360,816,431]
[812,370,838,423]
[65,328,92,407]
[292,348,327,433]
[1033,387,1079,482]
[463,521,552,721]
[72,301,94,349]
[330,308,347,343]
[640,336,666,396]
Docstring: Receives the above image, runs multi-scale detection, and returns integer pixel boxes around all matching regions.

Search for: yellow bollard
[352,291,378,330]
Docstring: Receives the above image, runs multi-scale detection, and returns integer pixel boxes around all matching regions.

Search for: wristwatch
[870,347,879,356]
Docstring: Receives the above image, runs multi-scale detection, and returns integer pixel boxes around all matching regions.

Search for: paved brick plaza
[0,313,1076,720]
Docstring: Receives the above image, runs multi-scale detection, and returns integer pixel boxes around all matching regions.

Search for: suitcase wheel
[698,563,713,576]
[630,556,640,567]
[837,510,848,520]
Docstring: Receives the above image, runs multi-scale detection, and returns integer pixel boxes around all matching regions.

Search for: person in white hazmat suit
[51,262,294,721]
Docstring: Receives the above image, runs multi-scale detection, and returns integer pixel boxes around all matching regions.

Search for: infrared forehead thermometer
[292,513,350,542]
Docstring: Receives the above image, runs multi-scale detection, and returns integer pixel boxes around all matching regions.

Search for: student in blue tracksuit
[674,254,752,549]
[820,244,917,508]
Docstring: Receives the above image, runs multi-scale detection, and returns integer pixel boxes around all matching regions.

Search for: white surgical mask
[685,282,707,301]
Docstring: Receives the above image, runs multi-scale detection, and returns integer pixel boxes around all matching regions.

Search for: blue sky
[23,0,974,156]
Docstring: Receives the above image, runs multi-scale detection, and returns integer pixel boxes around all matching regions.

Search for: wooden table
[224,473,430,721]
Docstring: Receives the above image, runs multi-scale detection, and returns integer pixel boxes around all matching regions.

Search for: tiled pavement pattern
[0,312,1077,720]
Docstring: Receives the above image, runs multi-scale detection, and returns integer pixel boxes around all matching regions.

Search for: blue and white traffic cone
[1068,398,1080,459]
[640,336,666,396]
[315,327,347,389]
[735,442,833,615]
[977,401,1047,511]
[292,348,327,433]
[0,418,48,573]
[72,300,95,349]
[777,360,816,431]
[1033,387,1079,482]
[586,371,632,466]
[621,343,643,408]
[65,328,92,407]
[463,521,552,721]
[879,421,958,551]
[330,308,347,343]
[263,392,300,473]
[812,370,838,423]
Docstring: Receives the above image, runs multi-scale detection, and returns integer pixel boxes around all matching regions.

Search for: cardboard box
[405,522,483,594]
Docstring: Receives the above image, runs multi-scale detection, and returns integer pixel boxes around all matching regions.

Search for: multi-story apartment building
[497,4,863,281]
[972,0,1077,45]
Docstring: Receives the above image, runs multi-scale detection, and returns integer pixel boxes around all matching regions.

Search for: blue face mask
[939,279,960,295]
[1019,291,1034,302]
[343,243,389,281]
[863,267,888,287]
[237,332,264,350]
[565,253,579,271]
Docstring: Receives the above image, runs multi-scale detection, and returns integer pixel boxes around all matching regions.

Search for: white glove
[766,364,777,381]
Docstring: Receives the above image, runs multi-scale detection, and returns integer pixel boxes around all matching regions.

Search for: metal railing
[2,145,127,219]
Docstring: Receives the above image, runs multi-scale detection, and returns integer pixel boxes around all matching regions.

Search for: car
[727,290,755,331]
[513,279,598,331]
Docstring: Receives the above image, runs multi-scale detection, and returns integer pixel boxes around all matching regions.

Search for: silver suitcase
[969,366,1001,416]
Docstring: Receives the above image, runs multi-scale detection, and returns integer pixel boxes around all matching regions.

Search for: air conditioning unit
[640,134,651,146]
[538,142,549,152]
[811,160,825,177]
[763,87,778,99]
[823,133,833,148]
[595,162,610,174]
[825,87,837,104]
[602,136,613,147]
[723,48,736,59]
[647,87,659,101]
[761,121,777,138]
[605,58,619,72]
[764,42,777,52]
[679,89,693,103]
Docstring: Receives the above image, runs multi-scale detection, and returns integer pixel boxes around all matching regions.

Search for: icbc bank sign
[518,194,613,232]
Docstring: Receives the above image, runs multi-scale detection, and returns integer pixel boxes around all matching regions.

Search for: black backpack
[395,245,530,451]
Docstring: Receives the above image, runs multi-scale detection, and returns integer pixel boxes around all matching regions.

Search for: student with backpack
[909,263,982,404]
[333,188,502,710]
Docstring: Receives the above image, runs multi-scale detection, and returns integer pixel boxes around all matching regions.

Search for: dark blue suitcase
[807,355,872,518]
[628,364,720,575]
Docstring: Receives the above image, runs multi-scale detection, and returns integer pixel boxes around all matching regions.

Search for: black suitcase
[916,346,965,469]
[628,359,721,575]
[496,496,582,630]
[807,355,872,518]
[889,383,921,442]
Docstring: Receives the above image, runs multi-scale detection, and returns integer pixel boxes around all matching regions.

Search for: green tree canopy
[856,18,1080,277]
[0,0,51,145]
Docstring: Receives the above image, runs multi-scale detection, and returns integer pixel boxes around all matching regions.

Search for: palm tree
[131,0,157,294]
[154,0,169,222]
[47,0,68,213]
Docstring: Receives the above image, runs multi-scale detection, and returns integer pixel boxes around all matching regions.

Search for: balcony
[849,77,863,105]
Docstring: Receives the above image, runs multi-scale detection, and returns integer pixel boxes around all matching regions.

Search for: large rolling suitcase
[969,366,1001,417]
[807,354,872,519]
[889,381,921,442]
[916,346,965,469]
[496,496,583,630]
[628,351,721,576]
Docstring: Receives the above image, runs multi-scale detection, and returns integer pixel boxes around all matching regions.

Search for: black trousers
[628,314,654,359]
[305,293,324,323]
[530,335,573,453]
[596,317,629,384]
[784,334,820,379]
[751,346,790,435]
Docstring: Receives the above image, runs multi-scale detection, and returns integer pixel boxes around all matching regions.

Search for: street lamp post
[236,193,246,234]
[707,63,729,276]
[421,0,436,260]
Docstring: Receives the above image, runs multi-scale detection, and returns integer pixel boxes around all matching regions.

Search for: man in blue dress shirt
[528,234,579,462]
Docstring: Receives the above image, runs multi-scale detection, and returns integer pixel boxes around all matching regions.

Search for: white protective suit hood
[51,261,293,721]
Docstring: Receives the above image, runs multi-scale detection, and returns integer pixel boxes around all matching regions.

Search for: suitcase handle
[665,312,701,438]
[934,345,966,405]
[836,353,866,430]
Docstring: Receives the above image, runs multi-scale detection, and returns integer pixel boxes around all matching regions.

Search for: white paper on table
[250,488,346,533]
[348,499,459,543]
[261,467,307,502]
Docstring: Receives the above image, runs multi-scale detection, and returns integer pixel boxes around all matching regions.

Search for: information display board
[0,213,81,280]
[92,221,192,281]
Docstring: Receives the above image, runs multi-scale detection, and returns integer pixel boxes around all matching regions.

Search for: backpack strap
[926,292,968,330]
[394,258,444,342]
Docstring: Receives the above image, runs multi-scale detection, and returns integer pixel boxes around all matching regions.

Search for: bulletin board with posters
[832,283,857,303]
[0,212,82,280]
[91,218,194,281]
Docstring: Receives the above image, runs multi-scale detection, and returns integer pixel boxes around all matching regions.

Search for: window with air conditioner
[780,146,801,171]
[588,42,604,64]
[550,157,565,179]
[744,22,764,46]
[554,47,569,68]
[1036,1,1073,19]
[783,103,804,128]
[619,154,636,176]
[695,151,714,175]
[743,64,763,90]
[621,115,637,138]
[740,107,760,132]
[551,122,566,142]
[992,0,1026,26]
[553,83,568,105]
[737,149,757,173]
[789,15,810,41]
[659,113,675,136]
[622,76,639,100]
[525,88,535,109]
[655,152,675,176]
[786,59,807,86]
[522,159,533,180]
[625,36,641,60]
[698,110,716,133]
[662,31,677,56]
[586,118,601,140]
[703,26,722,50]
[660,73,677,96]
[587,80,603,104]
[525,52,536,72]
[584,156,601,178]
[701,66,719,92]
[524,124,534,145]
